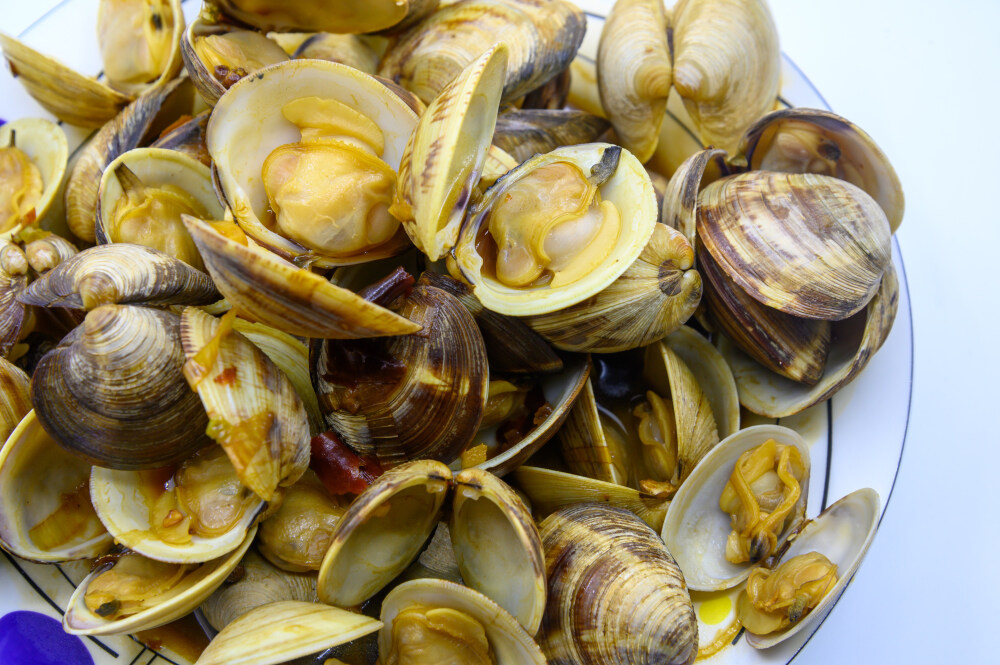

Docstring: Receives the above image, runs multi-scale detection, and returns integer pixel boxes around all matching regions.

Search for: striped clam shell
[538,503,697,665]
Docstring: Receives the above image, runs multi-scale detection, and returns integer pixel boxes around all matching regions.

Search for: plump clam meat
[0,138,43,232]
[97,0,174,86]
[480,379,529,429]
[386,605,495,665]
[719,438,806,564]
[482,160,622,289]
[108,164,209,270]
[257,471,347,571]
[143,446,257,546]
[634,390,678,490]
[84,552,194,620]
[192,30,289,89]
[737,551,838,635]
[261,97,399,256]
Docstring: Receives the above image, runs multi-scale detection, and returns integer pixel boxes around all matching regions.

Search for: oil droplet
[694,591,733,625]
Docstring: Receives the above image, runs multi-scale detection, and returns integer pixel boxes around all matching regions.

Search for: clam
[378,0,586,106]
[661,147,729,250]
[391,43,508,261]
[180,307,310,501]
[311,277,488,468]
[292,33,380,73]
[63,528,255,636]
[0,119,69,236]
[597,0,672,163]
[31,305,212,469]
[150,110,212,166]
[19,244,219,310]
[671,0,780,154]
[0,247,30,357]
[0,410,113,562]
[317,460,546,634]
[492,109,611,164]
[454,143,658,316]
[21,230,78,274]
[204,0,439,34]
[661,425,810,591]
[379,579,546,664]
[0,356,30,441]
[208,59,419,267]
[90,444,264,564]
[538,503,698,665]
[96,148,225,270]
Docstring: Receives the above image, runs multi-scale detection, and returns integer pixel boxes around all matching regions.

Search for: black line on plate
[782,52,831,111]
[127,647,149,665]
[732,626,746,645]
[87,636,120,659]
[777,94,793,108]
[821,399,833,511]
[16,0,75,39]
[664,108,703,146]
[55,563,76,588]
[145,654,159,665]
[1,549,65,616]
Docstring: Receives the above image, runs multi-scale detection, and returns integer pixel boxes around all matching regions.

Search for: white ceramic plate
[0,1,912,664]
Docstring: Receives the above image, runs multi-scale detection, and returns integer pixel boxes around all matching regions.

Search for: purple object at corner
[0,611,94,665]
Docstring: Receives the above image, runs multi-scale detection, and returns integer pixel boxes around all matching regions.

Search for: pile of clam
[1,0,902,663]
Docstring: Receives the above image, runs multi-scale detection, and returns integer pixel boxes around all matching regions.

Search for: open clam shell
[0,410,112,562]
[0,118,69,235]
[207,59,419,268]
[742,488,879,648]
[196,600,382,665]
[0,356,30,442]
[63,527,255,636]
[205,0,435,34]
[379,579,546,664]
[493,109,611,165]
[661,147,729,250]
[454,143,658,316]
[661,425,810,591]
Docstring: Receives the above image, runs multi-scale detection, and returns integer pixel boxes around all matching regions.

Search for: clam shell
[661,147,728,250]
[63,527,255,636]
[739,107,905,232]
[183,215,420,339]
[538,503,697,665]
[0,356,30,442]
[697,171,892,320]
[671,0,780,155]
[744,488,879,648]
[207,0,429,34]
[22,232,78,274]
[661,425,810,591]
[0,410,112,562]
[31,305,211,469]
[719,262,899,417]
[450,468,546,633]
[19,244,219,310]
[0,118,69,233]
[195,600,381,665]
[597,0,672,162]
[493,109,611,164]
[392,43,507,261]
[317,460,451,608]
[292,33,380,73]
[454,143,658,316]
[662,326,740,440]
[180,307,310,501]
[96,0,185,97]
[378,579,546,664]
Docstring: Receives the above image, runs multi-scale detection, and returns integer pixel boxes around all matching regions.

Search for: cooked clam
[0,119,68,236]
[492,109,611,165]
[205,0,438,34]
[96,0,185,96]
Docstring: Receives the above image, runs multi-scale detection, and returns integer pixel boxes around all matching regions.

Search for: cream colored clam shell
[0,411,112,562]
[0,356,30,443]
[454,143,657,316]
[378,579,546,665]
[63,527,255,636]
[0,118,68,235]
[90,464,264,564]
[661,424,810,591]
[196,600,382,665]
[207,59,418,267]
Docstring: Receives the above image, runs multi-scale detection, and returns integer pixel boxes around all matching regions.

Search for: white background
[1,0,997,663]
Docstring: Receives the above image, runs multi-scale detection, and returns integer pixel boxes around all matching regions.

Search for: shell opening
[192,30,289,88]
[386,605,495,665]
[83,552,194,621]
[97,0,175,87]
[736,551,838,635]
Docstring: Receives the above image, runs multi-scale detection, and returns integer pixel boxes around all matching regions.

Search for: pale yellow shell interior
[0,119,68,235]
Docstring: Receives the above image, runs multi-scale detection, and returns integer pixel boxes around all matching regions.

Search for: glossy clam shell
[719,262,899,418]
[207,59,418,267]
[662,326,740,439]
[739,107,905,232]
[180,307,310,501]
[661,147,728,250]
[539,503,697,665]
[524,223,702,353]
[207,0,429,34]
[744,488,880,649]
[671,0,780,155]
[393,43,507,261]
[0,256,28,356]
[63,527,255,636]
[597,0,672,163]
[317,460,451,608]
[454,143,658,316]
[0,410,112,562]
[0,118,69,233]
[196,600,382,665]
[493,109,611,165]
[0,356,30,442]
[661,424,810,592]
[450,468,546,633]
[183,215,420,339]
[697,171,892,321]
[30,305,212,469]
[379,579,546,664]
[95,0,185,96]
[19,244,219,310]
[378,0,586,106]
